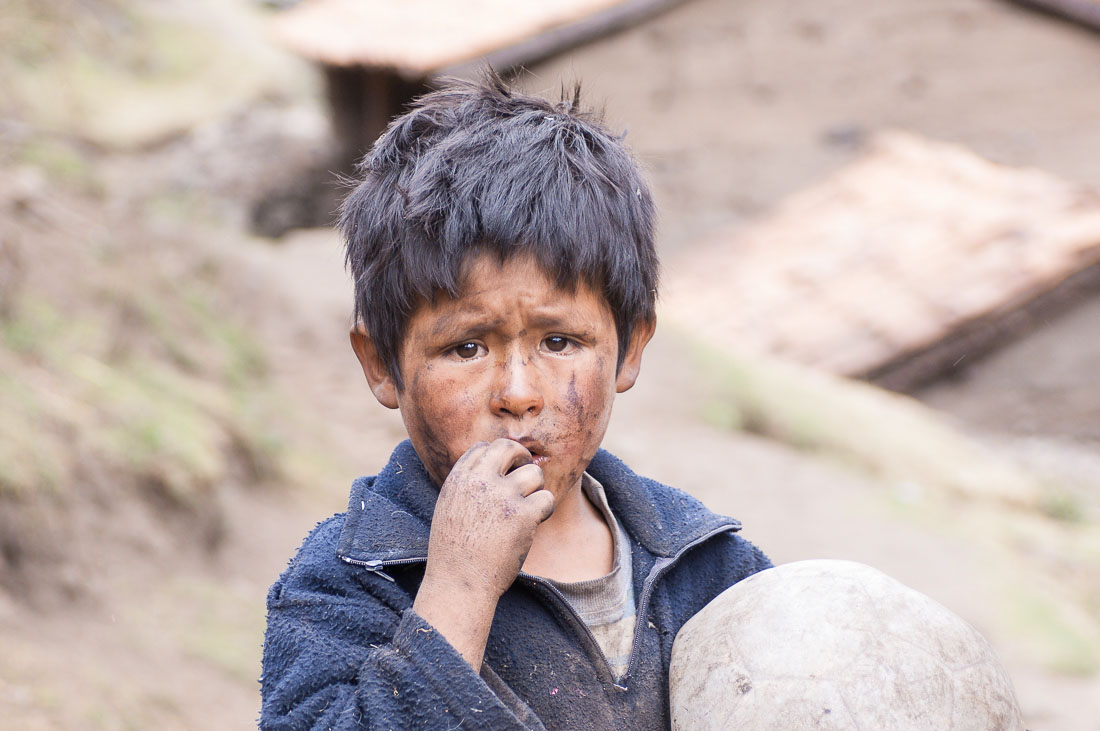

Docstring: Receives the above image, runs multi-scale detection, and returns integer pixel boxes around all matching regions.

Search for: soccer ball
[669,560,1024,730]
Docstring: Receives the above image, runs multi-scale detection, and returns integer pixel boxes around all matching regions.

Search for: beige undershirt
[544,474,636,680]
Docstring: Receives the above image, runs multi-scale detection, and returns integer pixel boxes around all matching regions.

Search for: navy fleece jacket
[260,441,771,729]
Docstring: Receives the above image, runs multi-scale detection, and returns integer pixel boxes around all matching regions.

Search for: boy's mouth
[510,437,550,469]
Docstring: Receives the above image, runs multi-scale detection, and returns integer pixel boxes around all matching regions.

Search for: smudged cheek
[402,370,473,486]
[550,366,615,460]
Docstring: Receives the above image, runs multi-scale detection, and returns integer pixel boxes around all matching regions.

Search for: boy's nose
[490,355,544,419]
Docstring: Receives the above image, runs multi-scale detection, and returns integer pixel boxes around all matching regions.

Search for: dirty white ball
[669,560,1024,730]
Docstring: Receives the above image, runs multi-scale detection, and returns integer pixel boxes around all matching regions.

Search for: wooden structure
[272,0,691,168]
[1007,0,1100,32]
[661,131,1100,391]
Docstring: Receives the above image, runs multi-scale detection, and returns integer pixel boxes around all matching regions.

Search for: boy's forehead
[424,286,605,331]
[413,253,612,333]
[448,250,596,306]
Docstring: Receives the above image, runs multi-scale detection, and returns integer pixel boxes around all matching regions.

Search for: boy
[260,74,771,730]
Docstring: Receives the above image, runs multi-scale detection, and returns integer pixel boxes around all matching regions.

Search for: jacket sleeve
[260,519,542,730]
[743,538,774,575]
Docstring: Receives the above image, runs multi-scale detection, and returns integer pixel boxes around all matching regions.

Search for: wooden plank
[442,0,692,77]
[866,259,1100,391]
[661,131,1100,390]
[271,0,676,77]
[1006,0,1100,33]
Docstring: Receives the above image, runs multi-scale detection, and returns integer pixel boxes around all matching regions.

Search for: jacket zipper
[338,522,736,690]
[517,572,623,687]
[340,555,427,582]
[619,522,739,690]
[339,554,615,683]
[522,521,737,692]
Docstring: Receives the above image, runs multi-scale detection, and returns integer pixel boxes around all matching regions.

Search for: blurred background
[1,0,1099,728]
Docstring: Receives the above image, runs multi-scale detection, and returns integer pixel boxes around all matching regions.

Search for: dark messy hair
[340,72,658,389]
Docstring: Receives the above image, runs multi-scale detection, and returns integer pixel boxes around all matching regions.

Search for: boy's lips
[508,437,550,468]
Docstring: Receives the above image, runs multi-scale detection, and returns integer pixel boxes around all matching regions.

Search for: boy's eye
[453,342,482,359]
[543,336,572,353]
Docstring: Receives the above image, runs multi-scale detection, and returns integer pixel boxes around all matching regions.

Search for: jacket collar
[336,440,740,565]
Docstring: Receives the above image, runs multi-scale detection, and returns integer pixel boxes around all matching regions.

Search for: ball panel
[948,661,1026,731]
[738,677,855,731]
[669,560,1025,731]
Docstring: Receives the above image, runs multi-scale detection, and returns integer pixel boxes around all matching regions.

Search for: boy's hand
[428,438,554,597]
[413,439,555,669]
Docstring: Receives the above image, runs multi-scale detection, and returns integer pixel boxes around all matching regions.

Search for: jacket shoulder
[266,513,361,606]
[588,449,746,558]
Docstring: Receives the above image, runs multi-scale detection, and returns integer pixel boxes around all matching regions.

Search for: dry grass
[0,270,285,505]
[0,0,332,609]
[682,330,1046,509]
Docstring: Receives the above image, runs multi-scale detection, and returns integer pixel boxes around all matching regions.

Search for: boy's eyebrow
[430,311,506,339]
[427,305,598,339]
[525,298,608,328]
[524,311,591,332]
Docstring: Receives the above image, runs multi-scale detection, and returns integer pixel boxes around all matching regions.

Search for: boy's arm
[411,439,554,670]
[261,440,553,730]
[260,524,545,730]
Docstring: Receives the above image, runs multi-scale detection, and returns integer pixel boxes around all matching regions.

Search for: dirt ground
[4,0,1100,729]
[519,0,1100,253]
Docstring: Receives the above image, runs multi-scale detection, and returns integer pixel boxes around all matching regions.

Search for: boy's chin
[542,465,587,496]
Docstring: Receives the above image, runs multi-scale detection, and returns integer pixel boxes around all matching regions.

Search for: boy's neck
[521,474,615,582]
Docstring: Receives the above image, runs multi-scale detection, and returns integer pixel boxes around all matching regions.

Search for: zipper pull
[364,560,396,582]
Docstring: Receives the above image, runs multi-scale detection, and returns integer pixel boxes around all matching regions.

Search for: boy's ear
[615,317,657,393]
[349,325,399,409]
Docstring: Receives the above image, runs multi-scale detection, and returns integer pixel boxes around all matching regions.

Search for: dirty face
[390,252,634,499]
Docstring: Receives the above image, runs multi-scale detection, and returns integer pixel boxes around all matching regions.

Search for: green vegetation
[15,137,98,192]
[0,1,338,728]
[1006,585,1100,675]
[1039,487,1085,524]
[0,0,324,531]
[0,282,286,505]
[684,331,1043,509]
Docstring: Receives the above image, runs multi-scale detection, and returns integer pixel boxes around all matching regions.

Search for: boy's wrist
[420,552,508,602]
[413,569,500,670]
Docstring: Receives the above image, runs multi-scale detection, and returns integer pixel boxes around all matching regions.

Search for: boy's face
[352,252,653,499]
